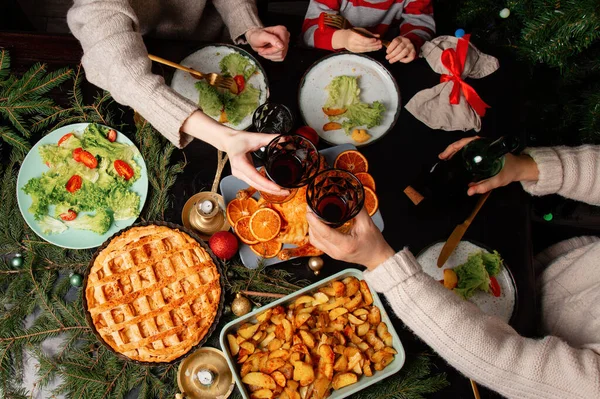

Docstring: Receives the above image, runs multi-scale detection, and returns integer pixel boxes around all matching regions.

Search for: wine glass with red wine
[262,134,320,203]
[252,103,294,160]
[306,169,365,227]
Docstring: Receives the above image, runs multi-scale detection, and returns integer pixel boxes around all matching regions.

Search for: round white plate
[417,241,516,322]
[16,123,148,249]
[170,44,269,130]
[298,53,400,147]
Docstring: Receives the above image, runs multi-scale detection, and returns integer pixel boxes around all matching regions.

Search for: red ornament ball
[295,126,319,146]
[208,231,239,260]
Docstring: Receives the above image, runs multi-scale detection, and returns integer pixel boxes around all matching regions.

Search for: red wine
[267,153,304,187]
[317,195,348,224]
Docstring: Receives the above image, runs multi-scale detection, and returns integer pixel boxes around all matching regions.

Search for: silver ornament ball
[499,8,510,18]
[11,254,23,268]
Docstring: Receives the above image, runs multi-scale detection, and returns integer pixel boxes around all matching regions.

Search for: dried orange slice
[334,150,368,173]
[226,198,258,227]
[364,186,379,216]
[250,239,283,259]
[234,216,259,245]
[249,208,282,242]
[355,172,376,192]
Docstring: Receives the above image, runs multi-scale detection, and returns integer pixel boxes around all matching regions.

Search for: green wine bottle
[462,136,520,182]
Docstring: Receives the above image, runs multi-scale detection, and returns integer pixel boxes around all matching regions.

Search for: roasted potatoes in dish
[228,278,396,398]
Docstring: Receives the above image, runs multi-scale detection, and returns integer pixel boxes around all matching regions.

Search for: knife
[437,191,491,267]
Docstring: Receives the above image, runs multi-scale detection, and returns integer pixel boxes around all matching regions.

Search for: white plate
[170,44,269,130]
[417,241,516,322]
[298,53,400,147]
[220,144,384,269]
[16,123,148,250]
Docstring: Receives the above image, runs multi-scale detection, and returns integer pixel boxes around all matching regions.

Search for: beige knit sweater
[67,0,263,148]
[365,146,600,399]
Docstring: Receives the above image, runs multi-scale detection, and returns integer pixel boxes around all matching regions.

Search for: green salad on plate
[195,52,261,126]
[22,123,142,235]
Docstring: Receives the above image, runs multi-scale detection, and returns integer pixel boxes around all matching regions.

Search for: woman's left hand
[246,26,290,62]
[307,208,396,270]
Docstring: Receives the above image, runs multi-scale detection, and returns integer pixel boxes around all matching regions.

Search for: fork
[148,54,238,93]
[322,14,391,48]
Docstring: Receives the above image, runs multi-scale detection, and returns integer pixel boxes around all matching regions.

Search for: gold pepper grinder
[187,192,229,239]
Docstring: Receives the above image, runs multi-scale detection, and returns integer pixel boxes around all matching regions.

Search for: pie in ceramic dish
[85,225,221,363]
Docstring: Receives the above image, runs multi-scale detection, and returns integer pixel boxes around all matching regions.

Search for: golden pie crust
[85,225,221,363]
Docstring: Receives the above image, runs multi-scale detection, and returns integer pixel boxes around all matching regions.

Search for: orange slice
[364,186,379,216]
[249,208,282,242]
[334,150,368,173]
[226,198,258,227]
[250,239,283,259]
[355,172,375,192]
[234,216,259,245]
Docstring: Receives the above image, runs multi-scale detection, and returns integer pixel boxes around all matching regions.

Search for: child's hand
[332,29,382,53]
[386,36,416,64]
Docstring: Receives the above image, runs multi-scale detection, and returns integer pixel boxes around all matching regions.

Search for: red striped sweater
[302,0,435,52]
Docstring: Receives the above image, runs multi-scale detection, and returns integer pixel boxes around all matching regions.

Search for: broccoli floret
[65,209,113,234]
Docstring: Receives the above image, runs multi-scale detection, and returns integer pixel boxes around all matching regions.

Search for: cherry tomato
[489,276,501,297]
[79,150,98,169]
[59,209,78,221]
[45,162,51,167]
[58,133,73,146]
[114,160,134,180]
[65,175,82,193]
[295,126,319,146]
[107,129,117,142]
[72,147,83,162]
[234,75,245,93]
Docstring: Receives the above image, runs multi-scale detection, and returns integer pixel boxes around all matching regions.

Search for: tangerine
[234,216,259,245]
[226,198,258,227]
[334,150,368,173]
[364,186,379,216]
[249,208,282,242]
[355,172,376,191]
[250,239,282,259]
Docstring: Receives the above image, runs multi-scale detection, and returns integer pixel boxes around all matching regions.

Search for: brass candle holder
[175,347,234,399]
[182,192,230,240]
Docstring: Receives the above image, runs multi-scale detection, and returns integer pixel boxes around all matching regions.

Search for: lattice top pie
[85,225,221,363]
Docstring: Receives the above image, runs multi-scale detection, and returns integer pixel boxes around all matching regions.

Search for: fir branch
[0,49,10,81]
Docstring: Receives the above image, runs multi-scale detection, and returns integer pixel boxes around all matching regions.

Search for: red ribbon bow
[440,34,490,117]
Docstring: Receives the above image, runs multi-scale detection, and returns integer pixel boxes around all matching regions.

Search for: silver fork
[148,54,238,93]
[322,14,391,48]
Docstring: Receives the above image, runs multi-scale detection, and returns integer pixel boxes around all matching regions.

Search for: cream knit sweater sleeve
[364,251,600,399]
[521,145,600,205]
[212,0,263,42]
[67,0,197,148]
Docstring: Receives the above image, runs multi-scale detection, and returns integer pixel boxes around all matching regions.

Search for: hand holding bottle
[439,136,540,196]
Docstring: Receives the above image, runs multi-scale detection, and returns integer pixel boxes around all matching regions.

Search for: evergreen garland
[0,51,448,398]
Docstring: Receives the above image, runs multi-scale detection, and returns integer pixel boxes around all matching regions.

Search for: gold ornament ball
[231,293,252,317]
[308,256,324,275]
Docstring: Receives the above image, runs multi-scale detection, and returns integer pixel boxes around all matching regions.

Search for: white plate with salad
[170,44,269,130]
[298,53,400,147]
[17,123,148,249]
[417,241,517,323]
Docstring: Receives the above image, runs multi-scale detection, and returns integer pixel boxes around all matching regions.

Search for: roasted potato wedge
[332,372,358,390]
[250,388,273,398]
[333,354,348,372]
[343,276,360,297]
[239,323,261,340]
[368,306,381,325]
[242,372,277,390]
[377,322,393,347]
[299,330,316,349]
[344,292,362,312]
[293,361,315,387]
[227,334,240,356]
[312,292,329,306]
[261,358,286,374]
[359,281,374,306]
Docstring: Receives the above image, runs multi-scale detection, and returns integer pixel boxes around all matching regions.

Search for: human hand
[439,136,539,196]
[246,26,290,62]
[181,111,288,195]
[307,208,396,270]
[386,36,416,64]
[332,29,382,53]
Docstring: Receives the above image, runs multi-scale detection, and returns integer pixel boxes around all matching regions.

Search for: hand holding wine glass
[439,136,540,196]
[307,208,395,271]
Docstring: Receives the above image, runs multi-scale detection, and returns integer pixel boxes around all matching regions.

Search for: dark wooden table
[1,31,536,399]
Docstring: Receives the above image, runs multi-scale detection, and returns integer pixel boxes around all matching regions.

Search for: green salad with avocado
[196,53,261,126]
[22,123,142,235]
[324,75,385,134]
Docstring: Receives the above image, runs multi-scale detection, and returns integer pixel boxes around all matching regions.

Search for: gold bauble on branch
[231,293,252,317]
[308,256,324,275]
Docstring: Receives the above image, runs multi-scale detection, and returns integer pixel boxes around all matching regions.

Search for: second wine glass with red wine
[262,134,320,203]
[306,169,365,227]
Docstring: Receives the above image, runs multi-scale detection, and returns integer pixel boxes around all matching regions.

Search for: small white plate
[298,53,400,147]
[417,241,516,322]
[170,44,269,130]
[220,144,384,269]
